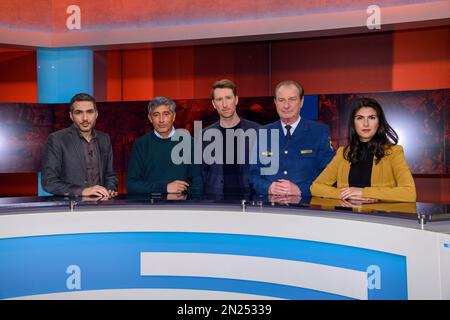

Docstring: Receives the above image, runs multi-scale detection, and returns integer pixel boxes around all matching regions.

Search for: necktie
[285,125,292,139]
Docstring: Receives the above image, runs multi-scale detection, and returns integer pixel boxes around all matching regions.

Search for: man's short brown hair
[211,79,237,99]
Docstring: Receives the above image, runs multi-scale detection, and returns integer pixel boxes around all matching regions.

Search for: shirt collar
[281,116,301,136]
[154,126,176,139]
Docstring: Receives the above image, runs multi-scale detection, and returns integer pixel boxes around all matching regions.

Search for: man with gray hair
[250,80,334,198]
[126,96,203,195]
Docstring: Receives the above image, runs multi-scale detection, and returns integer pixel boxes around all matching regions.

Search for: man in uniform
[250,80,334,198]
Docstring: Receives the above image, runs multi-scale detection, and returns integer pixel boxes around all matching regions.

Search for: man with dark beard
[42,93,118,197]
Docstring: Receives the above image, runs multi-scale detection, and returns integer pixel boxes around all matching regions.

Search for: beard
[75,120,95,132]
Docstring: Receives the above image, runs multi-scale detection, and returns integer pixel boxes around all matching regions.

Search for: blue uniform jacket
[250,118,335,197]
[202,117,260,195]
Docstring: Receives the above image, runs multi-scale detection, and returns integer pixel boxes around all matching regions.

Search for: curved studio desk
[0,195,449,300]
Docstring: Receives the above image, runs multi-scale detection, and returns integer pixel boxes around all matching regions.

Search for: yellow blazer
[310,145,416,202]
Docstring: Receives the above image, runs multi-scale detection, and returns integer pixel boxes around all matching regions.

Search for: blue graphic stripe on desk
[0,232,407,299]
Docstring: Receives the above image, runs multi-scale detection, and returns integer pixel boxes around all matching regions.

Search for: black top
[219,122,244,195]
[348,142,373,188]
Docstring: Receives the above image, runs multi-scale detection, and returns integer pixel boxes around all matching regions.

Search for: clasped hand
[167,180,189,193]
[269,179,301,196]
[82,185,117,198]
[339,187,376,202]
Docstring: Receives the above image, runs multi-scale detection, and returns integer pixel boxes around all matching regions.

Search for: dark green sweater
[126,132,203,194]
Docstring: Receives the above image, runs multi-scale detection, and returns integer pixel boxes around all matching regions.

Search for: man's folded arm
[126,143,167,194]
[103,135,118,191]
[41,135,83,196]
[249,162,271,195]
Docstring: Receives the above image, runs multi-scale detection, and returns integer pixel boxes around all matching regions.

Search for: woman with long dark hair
[310,97,416,202]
